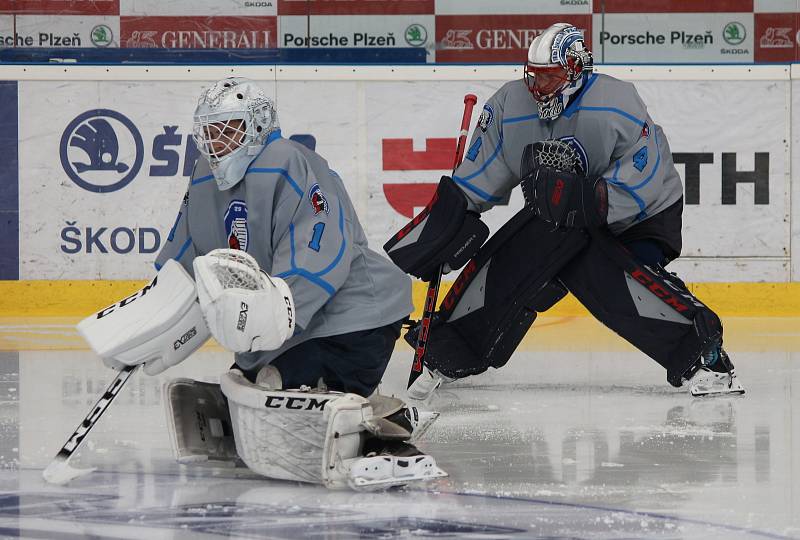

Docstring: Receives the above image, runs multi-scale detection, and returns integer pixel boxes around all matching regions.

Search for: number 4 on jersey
[633,146,648,172]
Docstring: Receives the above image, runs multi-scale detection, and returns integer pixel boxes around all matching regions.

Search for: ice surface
[0,316,798,539]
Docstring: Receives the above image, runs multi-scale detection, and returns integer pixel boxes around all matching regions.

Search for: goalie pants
[237,320,403,397]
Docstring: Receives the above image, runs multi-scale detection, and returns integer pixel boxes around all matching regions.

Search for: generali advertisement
[120,16,277,48]
[754,12,800,62]
[435,14,592,63]
[12,75,792,281]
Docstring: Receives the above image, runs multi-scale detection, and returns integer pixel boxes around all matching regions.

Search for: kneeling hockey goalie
[74,77,445,490]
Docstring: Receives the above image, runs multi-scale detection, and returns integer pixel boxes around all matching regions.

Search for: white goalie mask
[193,77,279,190]
[524,23,593,121]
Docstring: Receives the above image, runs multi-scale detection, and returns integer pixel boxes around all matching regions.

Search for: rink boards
[0,64,799,317]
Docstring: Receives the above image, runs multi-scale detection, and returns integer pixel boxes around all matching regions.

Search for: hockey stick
[42,364,140,485]
[407,93,478,389]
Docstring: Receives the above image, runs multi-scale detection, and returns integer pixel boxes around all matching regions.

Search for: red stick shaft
[453,94,478,170]
[408,93,479,389]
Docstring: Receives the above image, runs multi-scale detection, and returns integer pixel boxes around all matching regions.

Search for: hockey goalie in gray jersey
[385,23,745,400]
[76,77,445,490]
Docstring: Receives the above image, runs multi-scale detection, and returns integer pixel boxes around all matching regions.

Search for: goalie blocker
[77,259,211,375]
[384,176,489,281]
[165,370,445,491]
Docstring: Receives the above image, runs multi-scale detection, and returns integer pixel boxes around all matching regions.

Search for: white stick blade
[42,457,96,485]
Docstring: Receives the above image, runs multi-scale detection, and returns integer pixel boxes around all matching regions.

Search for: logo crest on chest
[224,199,249,251]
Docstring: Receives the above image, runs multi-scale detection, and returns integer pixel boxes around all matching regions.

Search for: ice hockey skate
[406,366,455,401]
[685,342,745,397]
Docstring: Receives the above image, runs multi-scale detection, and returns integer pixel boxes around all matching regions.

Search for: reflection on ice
[0,318,797,539]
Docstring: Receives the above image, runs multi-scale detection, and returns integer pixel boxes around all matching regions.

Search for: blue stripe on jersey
[247,168,304,197]
[176,237,194,260]
[167,211,182,242]
[288,268,336,296]
[573,105,643,126]
[453,136,506,202]
[154,237,193,271]
[314,205,346,277]
[192,174,214,185]
[608,160,647,221]
[503,113,539,124]
[275,202,346,296]
[276,223,336,295]
[266,129,282,145]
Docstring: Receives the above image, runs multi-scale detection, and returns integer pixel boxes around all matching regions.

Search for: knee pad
[418,208,588,378]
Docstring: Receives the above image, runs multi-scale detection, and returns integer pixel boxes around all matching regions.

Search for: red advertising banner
[278,0,433,16]
[0,0,118,15]
[754,12,799,62]
[120,16,277,48]
[596,0,753,13]
[382,137,453,218]
[435,14,592,63]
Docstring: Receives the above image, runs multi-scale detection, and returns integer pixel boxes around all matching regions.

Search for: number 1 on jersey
[309,222,325,252]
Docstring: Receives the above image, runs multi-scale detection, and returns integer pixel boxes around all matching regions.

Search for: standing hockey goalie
[385,23,745,400]
[77,77,445,490]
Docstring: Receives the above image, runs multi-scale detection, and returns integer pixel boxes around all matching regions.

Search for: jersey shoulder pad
[583,74,642,107]
[494,79,527,107]
[251,138,299,168]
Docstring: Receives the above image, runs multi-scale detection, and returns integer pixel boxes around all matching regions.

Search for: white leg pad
[220,369,447,490]
[220,369,370,486]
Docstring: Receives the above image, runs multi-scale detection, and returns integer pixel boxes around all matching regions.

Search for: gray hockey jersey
[456,73,684,235]
[156,130,413,369]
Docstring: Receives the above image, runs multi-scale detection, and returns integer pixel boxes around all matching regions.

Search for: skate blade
[690,378,746,397]
[691,386,746,397]
[347,455,448,491]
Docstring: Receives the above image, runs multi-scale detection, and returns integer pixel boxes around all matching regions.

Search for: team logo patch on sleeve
[308,183,330,215]
[224,200,249,251]
[478,104,494,132]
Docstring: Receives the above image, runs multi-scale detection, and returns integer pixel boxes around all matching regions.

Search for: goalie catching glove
[520,140,608,229]
[193,249,295,353]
